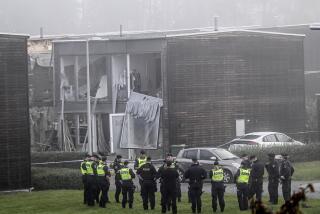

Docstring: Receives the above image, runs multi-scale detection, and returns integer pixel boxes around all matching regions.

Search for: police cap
[240,154,248,158]
[92,153,100,159]
[140,150,146,155]
[241,160,250,168]
[214,160,219,165]
[268,153,275,158]
[249,155,256,160]
[123,160,129,165]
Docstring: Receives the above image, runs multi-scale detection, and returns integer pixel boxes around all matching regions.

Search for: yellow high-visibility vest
[80,161,87,175]
[97,161,106,176]
[86,161,94,175]
[119,168,132,181]
[237,168,250,184]
[211,168,224,182]
[138,157,147,168]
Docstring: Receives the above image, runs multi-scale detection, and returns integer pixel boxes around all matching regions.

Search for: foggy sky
[1,0,319,36]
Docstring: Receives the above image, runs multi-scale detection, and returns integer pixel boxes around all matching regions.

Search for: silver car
[227,132,305,152]
[175,148,242,183]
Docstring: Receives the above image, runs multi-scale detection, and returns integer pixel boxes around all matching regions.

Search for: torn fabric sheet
[126,92,163,123]
[120,92,163,149]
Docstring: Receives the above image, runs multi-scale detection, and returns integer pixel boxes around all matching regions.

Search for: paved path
[183,181,320,199]
[107,176,320,199]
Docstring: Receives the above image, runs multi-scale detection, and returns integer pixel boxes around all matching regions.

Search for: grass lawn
[0,190,319,214]
[292,161,320,181]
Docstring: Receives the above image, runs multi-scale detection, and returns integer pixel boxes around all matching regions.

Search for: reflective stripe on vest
[211,168,224,182]
[97,162,105,176]
[86,161,94,175]
[80,161,87,175]
[237,168,250,184]
[120,168,132,181]
[138,157,147,168]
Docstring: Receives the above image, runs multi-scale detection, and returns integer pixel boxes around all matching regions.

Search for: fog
[1,0,320,35]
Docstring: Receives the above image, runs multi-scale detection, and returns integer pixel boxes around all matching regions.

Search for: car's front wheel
[223,169,233,183]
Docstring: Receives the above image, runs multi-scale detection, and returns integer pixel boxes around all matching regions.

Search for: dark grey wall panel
[0,35,30,191]
[166,31,305,147]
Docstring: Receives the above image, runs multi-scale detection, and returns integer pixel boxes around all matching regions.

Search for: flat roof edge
[0,33,29,38]
[241,30,306,37]
[167,29,305,38]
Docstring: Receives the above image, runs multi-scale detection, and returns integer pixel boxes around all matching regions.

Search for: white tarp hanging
[120,92,163,149]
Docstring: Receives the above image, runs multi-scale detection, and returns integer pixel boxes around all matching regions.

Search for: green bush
[31,152,86,163]
[31,167,83,190]
[31,152,87,169]
[231,143,320,163]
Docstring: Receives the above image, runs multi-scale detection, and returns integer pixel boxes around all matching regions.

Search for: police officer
[234,161,251,211]
[280,153,294,202]
[248,155,264,201]
[184,158,207,214]
[159,160,179,214]
[209,160,225,213]
[134,150,147,170]
[86,154,98,206]
[265,153,280,204]
[117,160,136,209]
[137,156,157,210]
[111,154,123,203]
[134,150,147,194]
[157,160,170,212]
[167,153,182,202]
[96,156,111,208]
[80,154,90,204]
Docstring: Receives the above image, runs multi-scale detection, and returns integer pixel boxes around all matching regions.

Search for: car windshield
[212,149,238,160]
[239,134,260,140]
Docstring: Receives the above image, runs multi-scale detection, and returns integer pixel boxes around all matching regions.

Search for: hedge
[31,152,86,163]
[231,143,320,163]
[31,167,82,190]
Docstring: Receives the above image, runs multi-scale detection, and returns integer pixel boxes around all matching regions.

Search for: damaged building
[50,29,305,157]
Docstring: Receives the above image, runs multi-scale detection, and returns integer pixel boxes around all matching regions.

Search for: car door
[199,149,218,171]
[275,133,293,146]
[178,149,199,171]
[262,134,278,147]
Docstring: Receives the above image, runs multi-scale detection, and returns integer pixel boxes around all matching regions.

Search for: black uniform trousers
[176,182,181,201]
[97,176,109,207]
[249,179,263,201]
[82,175,88,204]
[141,180,156,210]
[115,179,122,202]
[189,185,203,213]
[282,179,291,202]
[160,183,171,211]
[211,182,225,212]
[86,175,97,206]
[161,187,177,214]
[268,177,279,204]
[122,182,134,208]
[237,183,249,211]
